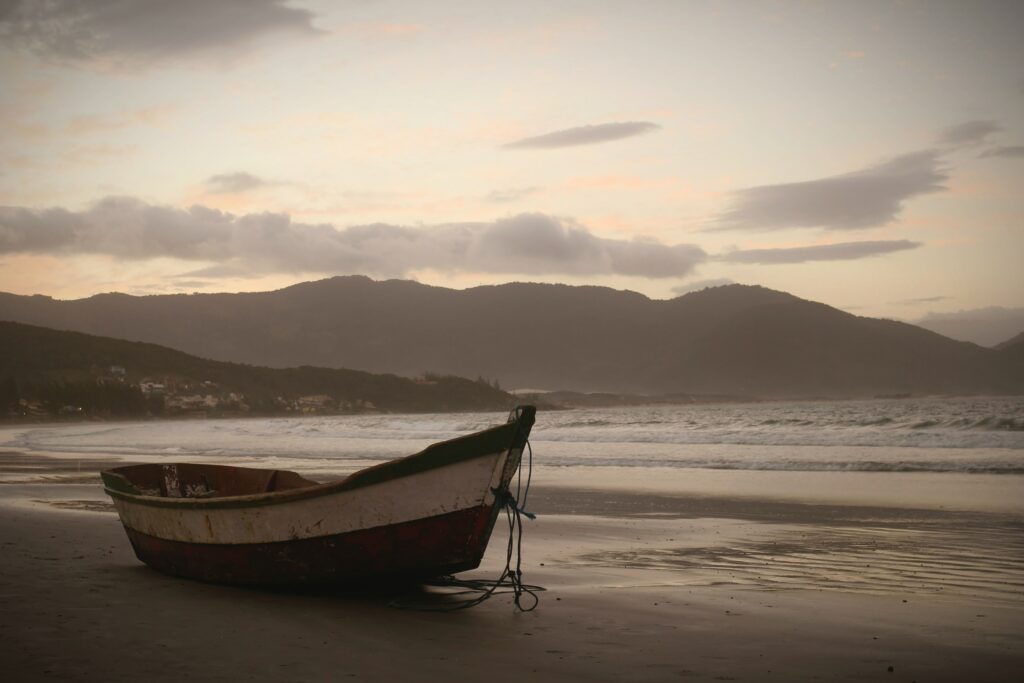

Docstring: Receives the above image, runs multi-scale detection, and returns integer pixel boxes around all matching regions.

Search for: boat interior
[105,463,322,499]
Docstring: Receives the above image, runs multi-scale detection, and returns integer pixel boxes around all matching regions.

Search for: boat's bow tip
[510,404,537,425]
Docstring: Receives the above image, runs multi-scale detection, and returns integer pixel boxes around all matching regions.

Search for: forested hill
[0,320,512,418]
[1,277,1021,398]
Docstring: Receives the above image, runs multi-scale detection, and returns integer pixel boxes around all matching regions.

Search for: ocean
[3,396,1023,512]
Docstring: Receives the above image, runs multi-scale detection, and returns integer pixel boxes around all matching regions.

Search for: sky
[1,0,1022,320]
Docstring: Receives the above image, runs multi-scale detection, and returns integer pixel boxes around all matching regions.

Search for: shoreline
[0,405,516,428]
[7,447,1024,514]
[5,391,1023,427]
[2,452,1022,681]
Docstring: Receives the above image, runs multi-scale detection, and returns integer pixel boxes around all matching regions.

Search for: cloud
[938,120,1002,147]
[0,0,320,68]
[0,198,706,279]
[349,22,424,37]
[66,105,178,134]
[204,172,271,194]
[890,295,951,305]
[715,151,947,231]
[718,240,921,264]
[61,143,138,165]
[168,279,216,290]
[178,264,252,279]
[979,145,1024,158]
[671,278,735,296]
[484,187,541,203]
[502,122,660,149]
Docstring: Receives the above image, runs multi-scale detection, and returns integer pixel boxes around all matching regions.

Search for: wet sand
[2,451,1022,682]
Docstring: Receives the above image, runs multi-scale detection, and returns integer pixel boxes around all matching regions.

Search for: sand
[1,450,1022,682]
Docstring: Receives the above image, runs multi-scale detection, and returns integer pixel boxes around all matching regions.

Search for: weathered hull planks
[109,450,509,545]
[124,504,496,585]
[102,406,536,585]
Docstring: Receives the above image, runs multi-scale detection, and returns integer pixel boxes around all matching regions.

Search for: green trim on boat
[103,419,521,510]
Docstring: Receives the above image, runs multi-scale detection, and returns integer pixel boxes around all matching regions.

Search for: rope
[509,405,535,520]
[513,438,535,519]
[418,484,543,612]
[392,430,543,612]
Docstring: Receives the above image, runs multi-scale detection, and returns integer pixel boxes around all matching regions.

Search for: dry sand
[1,450,1022,682]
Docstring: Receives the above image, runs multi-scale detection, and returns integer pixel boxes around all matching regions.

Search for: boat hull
[123,504,496,585]
[102,407,535,585]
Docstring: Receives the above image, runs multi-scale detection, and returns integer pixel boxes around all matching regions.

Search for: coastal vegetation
[0,321,512,420]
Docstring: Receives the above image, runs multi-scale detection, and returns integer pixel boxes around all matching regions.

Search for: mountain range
[2,277,1021,398]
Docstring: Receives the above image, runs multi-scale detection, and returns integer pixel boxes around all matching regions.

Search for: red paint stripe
[123,504,496,586]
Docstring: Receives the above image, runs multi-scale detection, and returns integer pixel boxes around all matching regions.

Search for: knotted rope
[395,433,543,612]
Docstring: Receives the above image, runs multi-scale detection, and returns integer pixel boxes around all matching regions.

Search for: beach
[5,1,1022,679]
[2,434,1022,682]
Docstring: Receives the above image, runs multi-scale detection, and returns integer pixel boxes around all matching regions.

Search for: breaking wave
[2,396,1021,474]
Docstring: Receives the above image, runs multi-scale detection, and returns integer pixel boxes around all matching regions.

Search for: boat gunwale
[102,418,521,511]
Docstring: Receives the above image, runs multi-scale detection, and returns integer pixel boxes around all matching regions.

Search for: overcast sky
[1,0,1022,318]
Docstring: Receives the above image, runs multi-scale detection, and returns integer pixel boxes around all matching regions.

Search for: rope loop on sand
[393,432,543,612]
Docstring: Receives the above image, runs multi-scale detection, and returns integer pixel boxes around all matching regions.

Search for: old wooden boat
[101,406,536,585]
